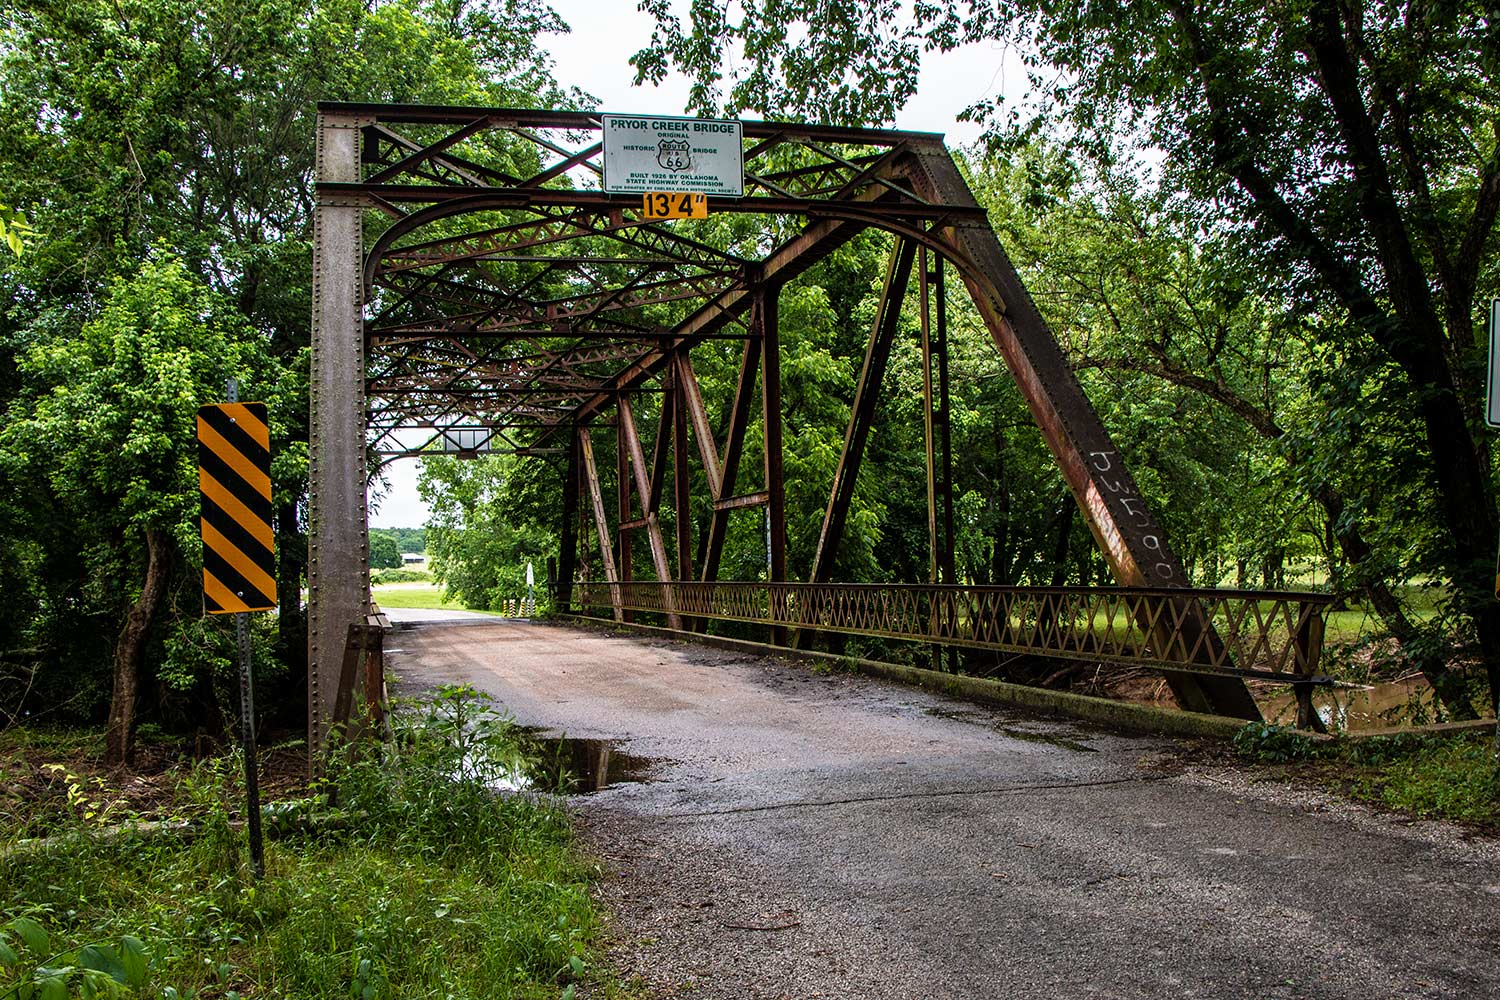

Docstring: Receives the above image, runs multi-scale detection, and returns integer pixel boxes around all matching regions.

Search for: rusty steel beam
[615,412,633,620]
[322,101,944,145]
[919,247,942,668]
[374,206,751,284]
[578,426,623,622]
[672,366,694,584]
[921,247,939,588]
[760,284,788,645]
[700,335,761,583]
[899,144,1259,719]
[322,181,986,222]
[714,492,771,512]
[557,430,578,611]
[934,254,957,589]
[674,352,723,498]
[647,383,671,515]
[920,248,957,590]
[807,239,916,587]
[618,395,682,628]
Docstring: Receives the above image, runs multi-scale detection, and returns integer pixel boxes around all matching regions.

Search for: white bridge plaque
[601,114,744,197]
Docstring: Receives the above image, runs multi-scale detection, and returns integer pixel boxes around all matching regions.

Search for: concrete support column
[308,112,370,766]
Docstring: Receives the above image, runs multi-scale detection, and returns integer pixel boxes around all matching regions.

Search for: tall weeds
[0,686,608,999]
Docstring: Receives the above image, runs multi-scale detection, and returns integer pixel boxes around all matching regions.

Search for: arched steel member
[309,103,1261,760]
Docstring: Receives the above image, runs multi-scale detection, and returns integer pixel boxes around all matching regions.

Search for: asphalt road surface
[388,619,1500,1000]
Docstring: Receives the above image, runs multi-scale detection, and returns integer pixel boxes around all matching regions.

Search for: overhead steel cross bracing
[309,102,1262,760]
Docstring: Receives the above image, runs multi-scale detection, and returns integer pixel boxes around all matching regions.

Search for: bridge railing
[574,581,1334,682]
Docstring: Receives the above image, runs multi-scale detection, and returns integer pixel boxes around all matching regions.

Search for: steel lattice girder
[308,102,1265,758]
[577,581,1332,684]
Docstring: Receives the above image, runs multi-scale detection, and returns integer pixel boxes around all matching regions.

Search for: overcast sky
[370,1,1021,528]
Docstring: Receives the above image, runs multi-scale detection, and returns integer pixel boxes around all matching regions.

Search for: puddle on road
[506,730,659,794]
[924,707,1099,752]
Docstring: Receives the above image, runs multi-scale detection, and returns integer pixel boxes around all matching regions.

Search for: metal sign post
[1489,300,1500,600]
[1488,301,1500,756]
[1486,298,1500,431]
[197,380,275,878]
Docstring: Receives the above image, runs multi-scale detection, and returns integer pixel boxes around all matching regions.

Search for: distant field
[373,582,499,614]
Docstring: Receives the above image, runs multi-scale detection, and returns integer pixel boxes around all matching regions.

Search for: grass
[372,583,499,614]
[1233,724,1500,828]
[1323,605,1441,645]
[0,687,628,999]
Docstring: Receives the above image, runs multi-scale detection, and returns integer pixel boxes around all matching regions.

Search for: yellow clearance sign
[641,191,708,220]
[197,402,277,614]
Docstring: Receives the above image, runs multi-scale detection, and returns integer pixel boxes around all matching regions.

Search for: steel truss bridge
[309,102,1331,753]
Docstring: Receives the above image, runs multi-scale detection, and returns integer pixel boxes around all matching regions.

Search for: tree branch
[1073,353,1283,439]
[1303,1,1446,348]
[1165,0,1388,337]
[1337,0,1454,291]
[1455,123,1500,309]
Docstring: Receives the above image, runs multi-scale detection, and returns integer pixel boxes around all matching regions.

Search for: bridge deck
[388,620,1498,999]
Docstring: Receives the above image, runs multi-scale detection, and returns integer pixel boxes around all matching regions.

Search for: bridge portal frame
[309,103,1263,760]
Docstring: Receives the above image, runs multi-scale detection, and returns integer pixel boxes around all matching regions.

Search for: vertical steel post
[761,283,787,645]
[579,425,623,621]
[920,247,939,587]
[615,410,633,621]
[808,239,915,586]
[672,365,693,584]
[557,431,579,613]
[919,248,942,668]
[934,252,956,589]
[308,111,370,768]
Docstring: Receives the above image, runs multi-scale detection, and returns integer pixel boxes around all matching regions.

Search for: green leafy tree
[0,202,28,256]
[384,527,428,554]
[0,252,260,763]
[0,0,577,745]
[418,455,555,612]
[369,531,404,570]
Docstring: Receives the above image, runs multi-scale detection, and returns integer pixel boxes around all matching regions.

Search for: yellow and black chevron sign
[197,402,277,614]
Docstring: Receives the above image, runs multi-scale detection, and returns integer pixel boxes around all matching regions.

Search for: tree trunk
[273,499,307,723]
[105,528,171,766]
[1314,485,1475,718]
[1169,0,1499,716]
[990,421,1010,585]
[1048,493,1073,587]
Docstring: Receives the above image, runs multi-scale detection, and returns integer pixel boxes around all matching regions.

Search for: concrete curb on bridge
[557,614,1256,741]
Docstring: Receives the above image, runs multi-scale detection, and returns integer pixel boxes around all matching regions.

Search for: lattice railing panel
[574,581,1332,680]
